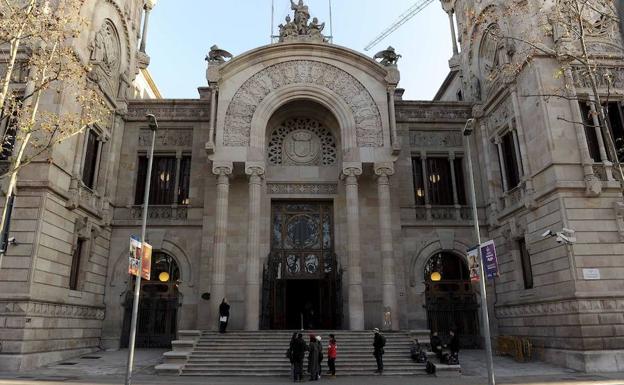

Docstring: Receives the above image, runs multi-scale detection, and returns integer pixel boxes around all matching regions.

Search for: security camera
[7,237,16,245]
[541,230,554,238]
[463,118,476,136]
[561,228,575,236]
[555,232,576,245]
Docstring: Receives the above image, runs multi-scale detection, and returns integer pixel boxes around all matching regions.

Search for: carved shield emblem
[284,129,321,165]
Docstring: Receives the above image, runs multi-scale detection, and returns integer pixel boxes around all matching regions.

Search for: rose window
[268,118,337,166]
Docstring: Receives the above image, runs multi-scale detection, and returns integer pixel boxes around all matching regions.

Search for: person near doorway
[315,335,323,379]
[448,330,460,364]
[218,298,230,333]
[430,331,443,360]
[287,332,297,380]
[307,334,320,381]
[292,333,307,382]
[373,328,386,374]
[327,334,337,377]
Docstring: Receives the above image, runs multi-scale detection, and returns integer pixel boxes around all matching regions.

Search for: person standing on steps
[373,328,386,374]
[327,334,337,377]
[292,333,307,382]
[218,298,230,333]
[307,334,320,381]
[287,332,297,380]
[449,329,460,364]
[315,335,323,380]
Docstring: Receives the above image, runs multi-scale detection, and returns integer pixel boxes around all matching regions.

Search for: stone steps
[155,329,459,377]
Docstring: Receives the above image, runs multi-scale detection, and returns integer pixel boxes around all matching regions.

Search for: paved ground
[0,349,623,385]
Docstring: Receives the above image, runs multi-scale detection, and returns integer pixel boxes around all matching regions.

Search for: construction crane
[364,0,435,51]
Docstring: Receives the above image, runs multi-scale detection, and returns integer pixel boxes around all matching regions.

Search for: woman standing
[219,298,230,333]
[327,334,337,377]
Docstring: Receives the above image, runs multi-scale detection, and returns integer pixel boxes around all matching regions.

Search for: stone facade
[0,0,623,374]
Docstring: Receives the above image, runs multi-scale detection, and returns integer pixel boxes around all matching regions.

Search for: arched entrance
[121,252,180,348]
[424,252,480,347]
[261,201,342,330]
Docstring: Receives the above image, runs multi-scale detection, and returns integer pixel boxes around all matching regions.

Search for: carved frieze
[267,183,338,195]
[125,104,209,121]
[0,300,105,320]
[223,60,383,148]
[395,105,471,122]
[409,131,462,148]
[571,65,624,90]
[486,98,514,133]
[138,129,193,147]
[495,298,624,318]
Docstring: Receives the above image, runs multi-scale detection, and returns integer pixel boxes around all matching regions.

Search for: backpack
[425,360,436,374]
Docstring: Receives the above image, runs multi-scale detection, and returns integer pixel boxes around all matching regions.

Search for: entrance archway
[121,252,180,348]
[424,252,480,347]
[261,201,342,330]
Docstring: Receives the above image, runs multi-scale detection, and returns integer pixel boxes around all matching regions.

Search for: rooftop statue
[373,46,402,66]
[278,0,327,43]
[206,45,233,64]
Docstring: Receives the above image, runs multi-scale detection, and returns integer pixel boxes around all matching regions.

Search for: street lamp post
[463,118,496,385]
[124,114,158,385]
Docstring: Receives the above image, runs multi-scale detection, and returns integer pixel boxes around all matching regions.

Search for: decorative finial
[206,45,233,64]
[278,0,327,43]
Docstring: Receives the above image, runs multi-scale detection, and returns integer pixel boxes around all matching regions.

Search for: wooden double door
[261,201,342,330]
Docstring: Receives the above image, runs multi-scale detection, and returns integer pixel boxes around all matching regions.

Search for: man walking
[373,328,386,374]
[292,333,307,382]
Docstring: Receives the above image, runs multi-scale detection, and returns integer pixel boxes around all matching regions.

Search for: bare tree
[0,0,110,269]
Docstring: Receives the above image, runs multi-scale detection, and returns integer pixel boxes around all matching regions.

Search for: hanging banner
[479,240,499,280]
[466,246,480,282]
[128,236,141,277]
[141,242,152,281]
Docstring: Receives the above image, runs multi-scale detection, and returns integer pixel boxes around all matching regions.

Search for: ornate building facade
[0,0,623,373]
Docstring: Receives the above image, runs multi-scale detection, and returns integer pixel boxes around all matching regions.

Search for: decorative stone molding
[396,105,471,122]
[125,103,209,121]
[0,300,105,320]
[267,183,337,195]
[487,98,514,133]
[138,129,193,147]
[409,131,462,147]
[223,60,383,148]
[129,206,188,221]
[571,66,624,90]
[495,298,624,318]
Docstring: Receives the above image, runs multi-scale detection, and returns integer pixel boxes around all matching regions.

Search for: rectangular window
[69,239,84,290]
[579,102,602,162]
[177,156,191,205]
[518,238,533,289]
[135,155,191,205]
[605,102,624,162]
[0,98,22,161]
[82,129,100,189]
[501,131,521,190]
[427,157,454,205]
[412,157,425,205]
[454,157,467,205]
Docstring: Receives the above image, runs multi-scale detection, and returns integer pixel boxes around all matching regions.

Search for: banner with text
[466,246,480,282]
[128,236,152,280]
[479,240,499,280]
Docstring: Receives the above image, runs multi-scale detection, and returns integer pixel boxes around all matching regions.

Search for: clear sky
[147,0,453,100]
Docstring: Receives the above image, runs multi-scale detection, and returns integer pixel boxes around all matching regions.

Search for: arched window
[149,252,180,282]
[424,252,470,281]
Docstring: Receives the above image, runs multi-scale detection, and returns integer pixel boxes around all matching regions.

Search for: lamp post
[463,118,496,385]
[124,114,158,385]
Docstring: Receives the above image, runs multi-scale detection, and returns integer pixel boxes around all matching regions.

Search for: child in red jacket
[327,334,337,376]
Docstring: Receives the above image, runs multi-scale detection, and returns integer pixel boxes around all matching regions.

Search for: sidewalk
[0,349,622,385]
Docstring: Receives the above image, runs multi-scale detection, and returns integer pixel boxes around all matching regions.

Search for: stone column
[245,165,264,331]
[375,166,399,331]
[446,11,459,55]
[210,165,232,328]
[207,84,218,149]
[387,86,399,152]
[139,1,156,53]
[343,167,364,330]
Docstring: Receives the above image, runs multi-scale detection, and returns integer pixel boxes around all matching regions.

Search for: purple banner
[479,240,499,280]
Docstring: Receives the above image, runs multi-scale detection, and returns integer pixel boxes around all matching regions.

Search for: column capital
[374,163,395,178]
[449,151,456,160]
[212,165,233,177]
[341,166,362,179]
[144,0,156,11]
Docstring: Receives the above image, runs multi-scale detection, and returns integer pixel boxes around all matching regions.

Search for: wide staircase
[156,330,460,377]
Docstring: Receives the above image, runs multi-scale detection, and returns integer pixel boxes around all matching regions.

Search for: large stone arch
[223,60,383,150]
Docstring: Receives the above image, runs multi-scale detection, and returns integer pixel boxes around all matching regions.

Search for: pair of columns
[209,163,399,331]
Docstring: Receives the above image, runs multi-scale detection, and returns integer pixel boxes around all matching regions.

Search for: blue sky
[148,0,452,100]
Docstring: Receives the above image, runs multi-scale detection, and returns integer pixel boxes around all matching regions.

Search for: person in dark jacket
[430,331,443,359]
[218,298,230,333]
[373,328,385,374]
[449,330,460,356]
[292,333,307,382]
[307,334,320,381]
[287,332,297,380]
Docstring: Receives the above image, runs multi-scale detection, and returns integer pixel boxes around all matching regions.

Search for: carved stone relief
[89,19,121,98]
[571,66,624,90]
[223,60,383,148]
[409,131,462,147]
[268,118,337,166]
[267,183,338,195]
[138,129,193,147]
